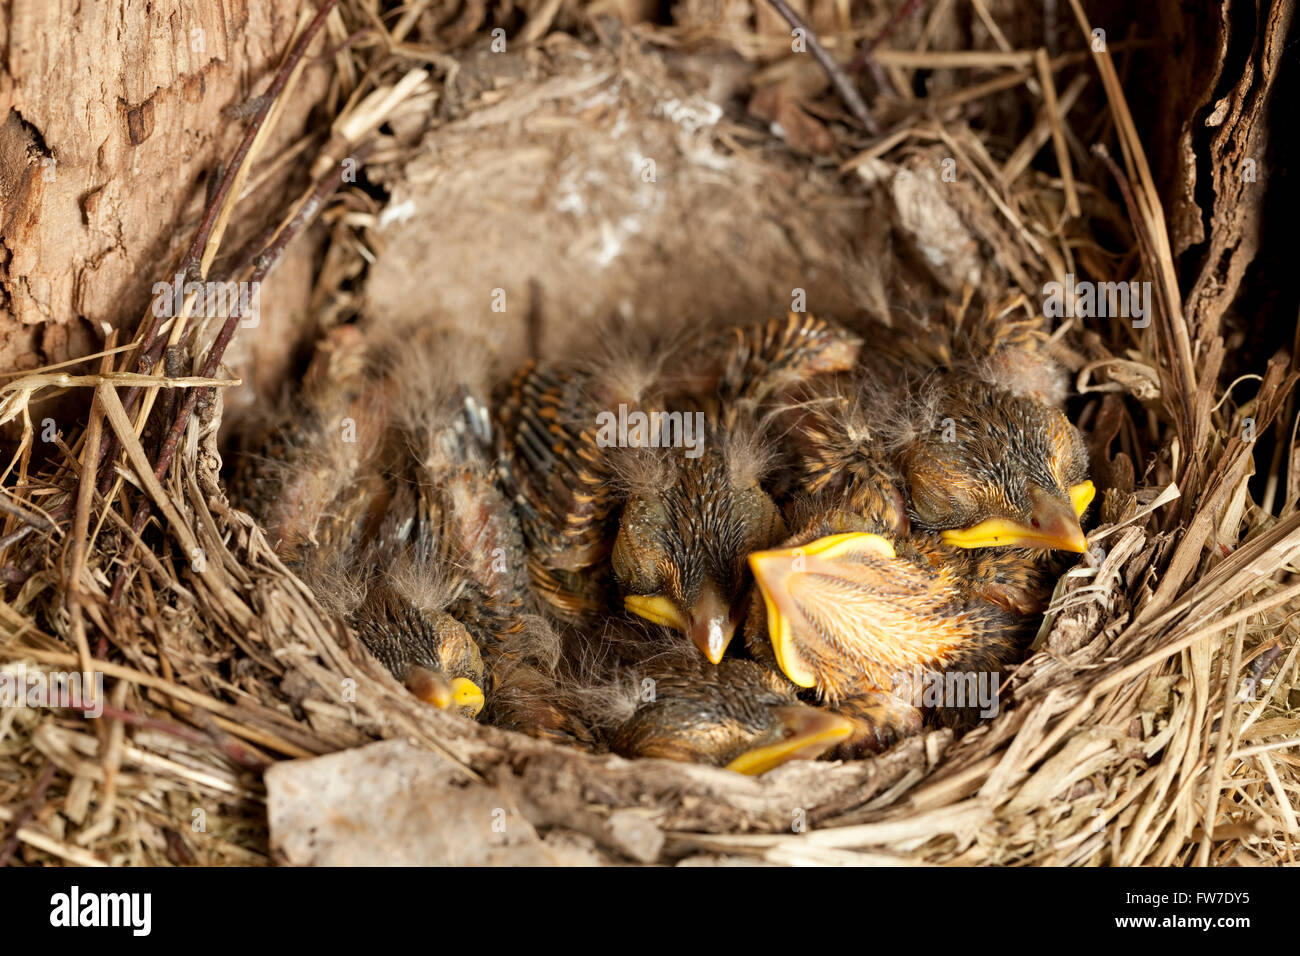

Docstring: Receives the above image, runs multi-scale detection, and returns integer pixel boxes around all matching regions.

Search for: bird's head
[901,381,1093,552]
[400,612,488,718]
[611,441,785,664]
[354,583,488,719]
[406,667,487,718]
[720,704,854,774]
[611,658,852,774]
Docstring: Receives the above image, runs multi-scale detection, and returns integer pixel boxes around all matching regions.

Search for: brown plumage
[233,324,392,560]
[351,578,488,718]
[744,391,1045,753]
[496,313,860,663]
[611,658,851,774]
[481,615,597,746]
[493,358,615,616]
[850,302,1095,553]
[891,375,1093,552]
[570,630,850,773]
[236,302,1086,765]
[236,323,541,722]
[679,310,865,409]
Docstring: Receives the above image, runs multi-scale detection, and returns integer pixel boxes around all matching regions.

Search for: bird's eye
[729,482,784,553]
[611,495,670,595]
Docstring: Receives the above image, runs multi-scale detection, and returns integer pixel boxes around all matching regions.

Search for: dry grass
[0,0,1295,866]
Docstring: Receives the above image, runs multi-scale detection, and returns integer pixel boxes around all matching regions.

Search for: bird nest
[1,0,1296,866]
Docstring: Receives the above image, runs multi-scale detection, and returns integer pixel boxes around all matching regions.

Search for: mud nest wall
[0,0,1297,866]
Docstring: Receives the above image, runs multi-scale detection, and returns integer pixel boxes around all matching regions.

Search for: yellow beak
[725,706,853,775]
[407,668,485,717]
[623,594,687,631]
[1069,480,1096,517]
[450,677,486,717]
[747,532,897,688]
[624,585,737,664]
[941,484,1090,552]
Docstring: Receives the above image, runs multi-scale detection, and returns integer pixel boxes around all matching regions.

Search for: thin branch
[128,0,342,380]
[73,697,272,772]
[91,0,342,499]
[0,761,57,867]
[0,494,56,533]
[765,0,880,135]
[110,145,371,602]
[849,0,924,75]
[0,525,37,551]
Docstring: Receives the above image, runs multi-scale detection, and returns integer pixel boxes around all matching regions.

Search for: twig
[0,525,36,550]
[91,0,342,498]
[1199,616,1248,865]
[1001,73,1090,184]
[68,696,272,772]
[158,142,375,485]
[109,146,370,602]
[20,646,321,758]
[322,25,374,60]
[1239,640,1286,700]
[1092,144,1193,447]
[1034,48,1080,217]
[128,0,342,381]
[65,337,113,682]
[0,761,57,867]
[765,0,879,135]
[849,0,923,75]
[1067,0,1195,396]
[0,494,56,533]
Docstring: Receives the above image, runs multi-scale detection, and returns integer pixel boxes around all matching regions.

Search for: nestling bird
[237,322,541,721]
[573,627,851,773]
[744,389,1043,752]
[237,300,1090,768]
[611,657,852,773]
[350,576,488,718]
[496,313,860,663]
[606,426,786,663]
[746,515,1038,753]
[889,375,1094,553]
[857,302,1095,553]
[233,324,392,560]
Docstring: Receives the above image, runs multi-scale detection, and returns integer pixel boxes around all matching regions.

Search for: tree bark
[0,0,327,374]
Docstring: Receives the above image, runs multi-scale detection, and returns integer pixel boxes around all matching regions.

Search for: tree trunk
[0,0,327,378]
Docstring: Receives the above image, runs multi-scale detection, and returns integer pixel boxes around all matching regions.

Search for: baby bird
[233,324,391,560]
[745,390,1043,752]
[607,428,786,663]
[575,627,851,773]
[238,322,535,721]
[497,314,859,664]
[350,577,487,718]
[892,376,1093,553]
[611,657,852,773]
[746,517,1036,751]
[860,302,1095,553]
